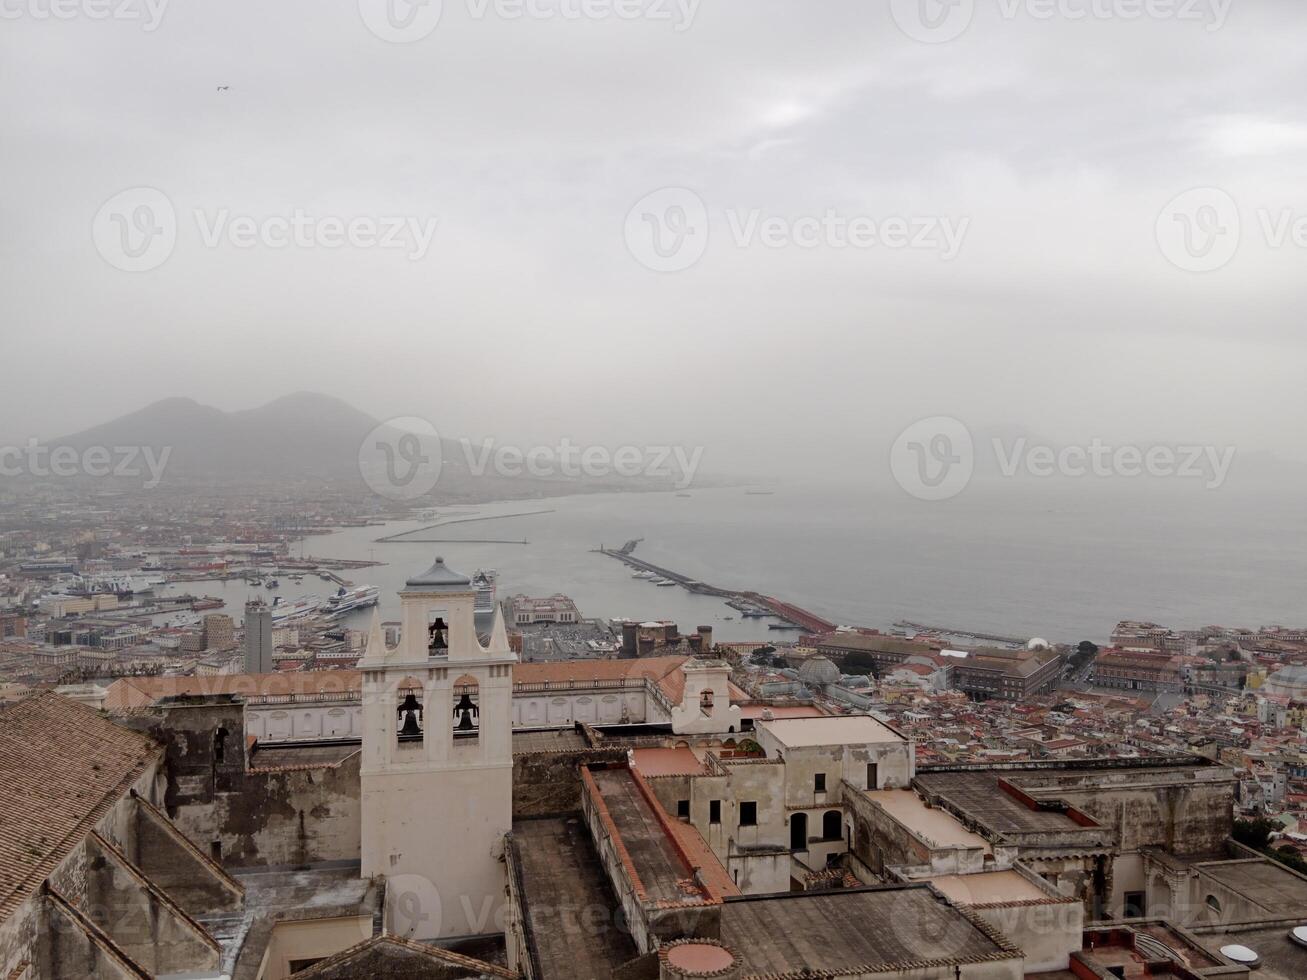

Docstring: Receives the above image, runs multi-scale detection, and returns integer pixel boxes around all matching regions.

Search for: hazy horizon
[5,2,1307,483]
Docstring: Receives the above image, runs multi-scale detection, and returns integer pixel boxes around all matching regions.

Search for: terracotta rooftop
[0,692,161,924]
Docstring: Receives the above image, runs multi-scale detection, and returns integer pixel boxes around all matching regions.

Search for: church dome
[799,656,841,689]
[1264,665,1307,698]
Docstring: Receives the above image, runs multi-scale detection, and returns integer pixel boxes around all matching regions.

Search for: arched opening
[1205,894,1222,921]
[397,677,425,744]
[427,613,449,655]
[453,674,480,739]
[822,810,842,841]
[790,812,808,851]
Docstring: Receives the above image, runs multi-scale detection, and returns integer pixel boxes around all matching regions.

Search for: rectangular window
[740,801,757,827]
[709,800,721,824]
[867,763,879,789]
[677,799,690,820]
[814,773,826,793]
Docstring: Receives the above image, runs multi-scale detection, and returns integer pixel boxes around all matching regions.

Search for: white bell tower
[359,556,516,941]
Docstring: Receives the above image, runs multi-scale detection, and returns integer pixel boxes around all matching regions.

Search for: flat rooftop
[1194,858,1307,916]
[914,771,1089,835]
[720,886,1018,974]
[737,703,826,720]
[631,747,708,777]
[757,714,903,747]
[928,871,1050,905]
[510,818,637,980]
[589,768,715,906]
[864,789,990,851]
[1196,923,1307,980]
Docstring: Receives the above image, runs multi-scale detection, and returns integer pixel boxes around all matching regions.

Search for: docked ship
[270,594,323,623]
[322,584,381,617]
[472,569,498,615]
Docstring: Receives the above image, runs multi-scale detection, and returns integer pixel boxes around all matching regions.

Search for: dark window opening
[710,800,721,824]
[214,726,229,764]
[814,773,826,793]
[210,841,222,861]
[1124,891,1146,918]
[822,810,842,840]
[677,799,690,820]
[867,762,879,789]
[790,812,808,851]
[740,801,757,827]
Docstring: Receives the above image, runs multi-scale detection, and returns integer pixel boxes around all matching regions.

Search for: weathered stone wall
[513,748,626,819]
[83,834,221,976]
[117,700,363,868]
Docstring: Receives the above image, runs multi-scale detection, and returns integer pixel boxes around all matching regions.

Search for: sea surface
[167,480,1307,647]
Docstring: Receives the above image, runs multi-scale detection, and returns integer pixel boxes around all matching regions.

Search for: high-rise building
[243,599,273,674]
[202,613,234,651]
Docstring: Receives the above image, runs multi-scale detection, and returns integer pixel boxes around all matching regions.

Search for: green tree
[1233,816,1278,850]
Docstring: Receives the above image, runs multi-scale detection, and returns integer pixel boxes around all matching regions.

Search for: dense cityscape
[4,475,1307,977]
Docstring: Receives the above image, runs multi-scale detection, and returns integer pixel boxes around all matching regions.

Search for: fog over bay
[3,1,1307,485]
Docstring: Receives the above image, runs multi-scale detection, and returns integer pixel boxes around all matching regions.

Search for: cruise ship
[472,569,498,615]
[322,584,381,617]
[270,594,323,623]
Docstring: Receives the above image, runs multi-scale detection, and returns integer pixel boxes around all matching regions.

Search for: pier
[597,546,837,634]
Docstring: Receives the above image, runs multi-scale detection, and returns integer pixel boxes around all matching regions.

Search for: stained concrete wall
[117,700,363,868]
[82,834,220,976]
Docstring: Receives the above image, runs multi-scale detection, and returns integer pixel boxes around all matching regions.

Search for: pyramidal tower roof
[403,555,472,592]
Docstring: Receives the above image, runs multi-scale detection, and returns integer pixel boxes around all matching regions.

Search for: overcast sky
[3,0,1305,478]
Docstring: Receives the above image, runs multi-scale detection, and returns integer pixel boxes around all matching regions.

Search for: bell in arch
[452,692,479,733]
[397,692,424,737]
[428,617,449,654]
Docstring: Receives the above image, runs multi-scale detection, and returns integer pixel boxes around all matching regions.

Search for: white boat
[270,594,323,623]
[323,585,381,617]
[472,569,498,615]
[654,578,676,587]
[633,571,655,580]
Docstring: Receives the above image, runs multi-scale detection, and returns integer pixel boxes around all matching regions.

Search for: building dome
[799,656,840,689]
[1264,665,1307,698]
